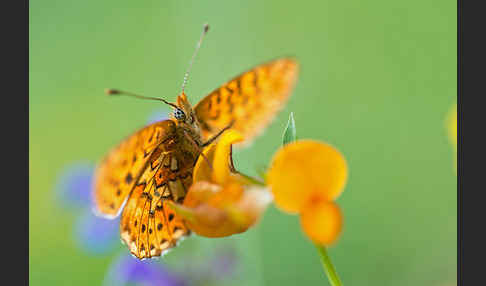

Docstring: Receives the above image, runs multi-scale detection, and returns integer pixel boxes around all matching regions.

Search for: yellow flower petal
[193,143,217,183]
[300,200,342,245]
[267,140,348,214]
[177,181,271,238]
[212,130,244,184]
[193,130,244,185]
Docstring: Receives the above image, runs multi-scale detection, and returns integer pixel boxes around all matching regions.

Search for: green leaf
[282,112,297,145]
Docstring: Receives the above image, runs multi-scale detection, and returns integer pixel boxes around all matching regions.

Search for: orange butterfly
[93,24,299,259]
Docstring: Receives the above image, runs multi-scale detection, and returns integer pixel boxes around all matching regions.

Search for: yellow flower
[267,140,348,214]
[169,130,272,238]
[300,200,342,245]
[267,139,348,245]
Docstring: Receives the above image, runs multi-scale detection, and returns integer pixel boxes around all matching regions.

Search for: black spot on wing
[125,173,133,184]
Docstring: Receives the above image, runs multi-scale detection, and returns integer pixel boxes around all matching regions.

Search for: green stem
[315,244,343,286]
[237,171,266,187]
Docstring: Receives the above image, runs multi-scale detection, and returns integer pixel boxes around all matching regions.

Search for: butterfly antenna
[105,88,178,109]
[181,23,209,94]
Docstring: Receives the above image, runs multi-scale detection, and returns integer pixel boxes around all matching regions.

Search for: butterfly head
[173,92,199,127]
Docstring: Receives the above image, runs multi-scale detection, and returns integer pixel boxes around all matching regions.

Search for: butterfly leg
[201,121,235,147]
[182,130,213,170]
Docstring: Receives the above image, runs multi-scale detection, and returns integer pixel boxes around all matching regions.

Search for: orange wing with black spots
[194,58,299,145]
[93,120,177,218]
[119,136,197,259]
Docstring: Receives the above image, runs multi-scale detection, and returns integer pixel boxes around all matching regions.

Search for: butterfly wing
[93,120,177,218]
[119,135,195,259]
[194,58,299,145]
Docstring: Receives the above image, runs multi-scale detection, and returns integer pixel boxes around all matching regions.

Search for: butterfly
[93,24,299,259]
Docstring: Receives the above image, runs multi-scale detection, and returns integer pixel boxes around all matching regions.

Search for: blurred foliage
[30,0,456,285]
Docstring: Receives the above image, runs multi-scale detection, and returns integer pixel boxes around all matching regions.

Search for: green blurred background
[30,0,456,285]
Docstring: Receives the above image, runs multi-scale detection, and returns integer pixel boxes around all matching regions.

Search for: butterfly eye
[174,108,186,121]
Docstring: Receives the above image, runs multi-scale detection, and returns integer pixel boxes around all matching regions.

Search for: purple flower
[177,246,238,286]
[55,162,94,209]
[103,254,188,286]
[55,161,120,255]
[209,248,237,278]
[74,209,120,254]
